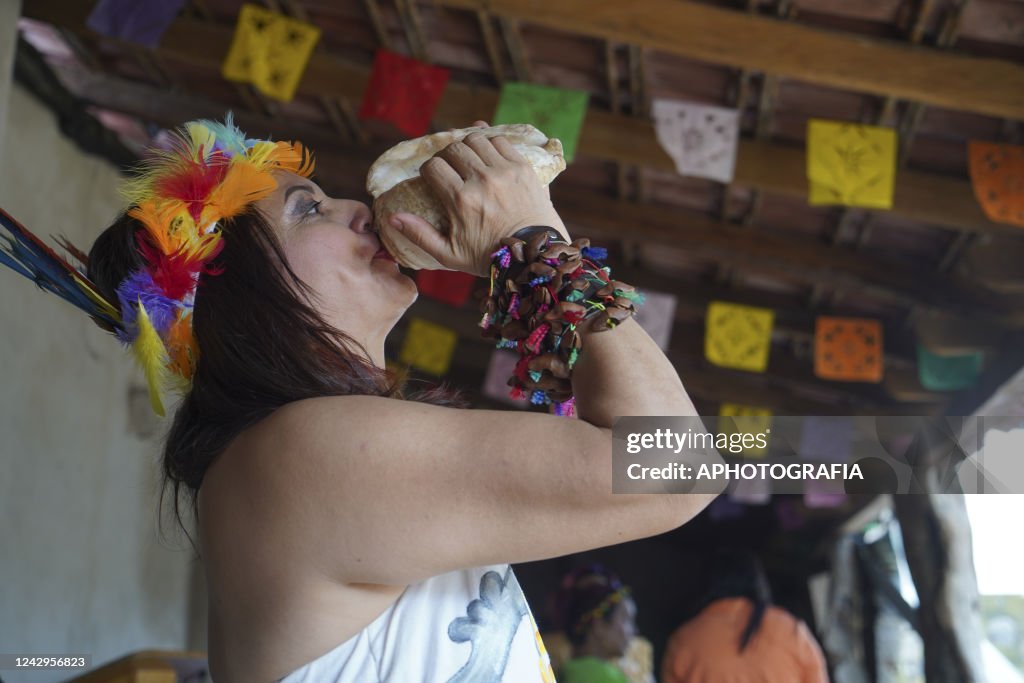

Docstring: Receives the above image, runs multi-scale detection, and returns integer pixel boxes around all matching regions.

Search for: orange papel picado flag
[814,316,884,382]
[969,141,1024,228]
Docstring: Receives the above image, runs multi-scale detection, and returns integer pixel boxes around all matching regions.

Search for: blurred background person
[554,565,639,683]
[662,548,829,683]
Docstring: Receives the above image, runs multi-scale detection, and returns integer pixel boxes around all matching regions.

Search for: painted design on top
[447,567,533,682]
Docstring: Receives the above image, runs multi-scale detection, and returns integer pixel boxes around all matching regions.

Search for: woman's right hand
[388,126,570,277]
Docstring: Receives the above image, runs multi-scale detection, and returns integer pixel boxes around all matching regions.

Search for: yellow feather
[119,147,185,207]
[133,301,170,416]
[246,141,277,168]
[187,123,217,159]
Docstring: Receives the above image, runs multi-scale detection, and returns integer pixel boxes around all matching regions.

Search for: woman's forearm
[571,317,698,429]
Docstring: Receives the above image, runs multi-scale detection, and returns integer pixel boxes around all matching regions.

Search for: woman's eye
[305,200,323,217]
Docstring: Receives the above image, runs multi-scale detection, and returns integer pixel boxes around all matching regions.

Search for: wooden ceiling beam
[435,0,1024,120]
[22,0,1016,238]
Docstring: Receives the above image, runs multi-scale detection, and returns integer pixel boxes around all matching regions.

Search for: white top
[278,564,556,683]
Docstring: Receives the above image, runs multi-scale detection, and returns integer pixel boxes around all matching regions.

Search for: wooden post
[893,477,986,682]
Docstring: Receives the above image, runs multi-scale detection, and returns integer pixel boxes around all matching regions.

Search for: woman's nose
[347,202,373,234]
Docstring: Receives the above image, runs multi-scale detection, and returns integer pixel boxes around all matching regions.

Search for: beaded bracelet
[479,228,644,416]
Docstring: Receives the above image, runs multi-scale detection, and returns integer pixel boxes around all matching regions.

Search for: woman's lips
[373,247,396,262]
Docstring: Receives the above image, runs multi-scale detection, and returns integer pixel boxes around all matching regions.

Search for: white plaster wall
[0,85,193,680]
[0,0,17,160]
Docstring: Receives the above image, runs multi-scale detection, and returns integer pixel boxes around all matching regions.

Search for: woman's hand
[389,120,569,277]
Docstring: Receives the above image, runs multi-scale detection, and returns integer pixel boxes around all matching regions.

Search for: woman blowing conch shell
[3,111,715,682]
[367,123,568,272]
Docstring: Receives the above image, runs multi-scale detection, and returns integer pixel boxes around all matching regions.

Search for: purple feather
[115,270,181,343]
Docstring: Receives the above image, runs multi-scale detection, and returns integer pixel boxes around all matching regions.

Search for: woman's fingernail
[390,216,404,232]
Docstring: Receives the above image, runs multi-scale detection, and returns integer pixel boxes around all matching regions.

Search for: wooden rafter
[716,0,794,288]
[626,43,647,206]
[604,40,627,199]
[362,0,393,52]
[395,0,429,62]
[275,0,359,148]
[319,95,355,145]
[476,10,506,83]
[435,0,1024,120]
[604,41,620,116]
[498,16,531,82]
[605,38,636,257]
[896,0,970,168]
[22,0,1017,238]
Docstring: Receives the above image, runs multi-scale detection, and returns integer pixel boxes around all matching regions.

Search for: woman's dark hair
[555,564,630,647]
[87,208,467,544]
[696,548,773,653]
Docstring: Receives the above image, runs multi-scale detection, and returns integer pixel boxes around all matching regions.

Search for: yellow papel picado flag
[222,4,321,102]
[807,119,896,209]
[400,317,457,376]
[705,301,774,373]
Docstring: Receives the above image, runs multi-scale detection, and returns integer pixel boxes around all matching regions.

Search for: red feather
[157,153,229,223]
[136,233,224,300]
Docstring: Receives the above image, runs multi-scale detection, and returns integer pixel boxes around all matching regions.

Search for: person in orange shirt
[661,549,829,683]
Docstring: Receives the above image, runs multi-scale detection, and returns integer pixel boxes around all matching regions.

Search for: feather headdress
[0,114,315,415]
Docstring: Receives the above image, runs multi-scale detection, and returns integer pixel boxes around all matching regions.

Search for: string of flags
[203,6,1008,410]
[700,299,985,390]
[394,289,982,413]
[88,3,1021,226]
[647,99,1022,230]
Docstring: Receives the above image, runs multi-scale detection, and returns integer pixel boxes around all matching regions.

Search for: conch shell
[366,124,566,270]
